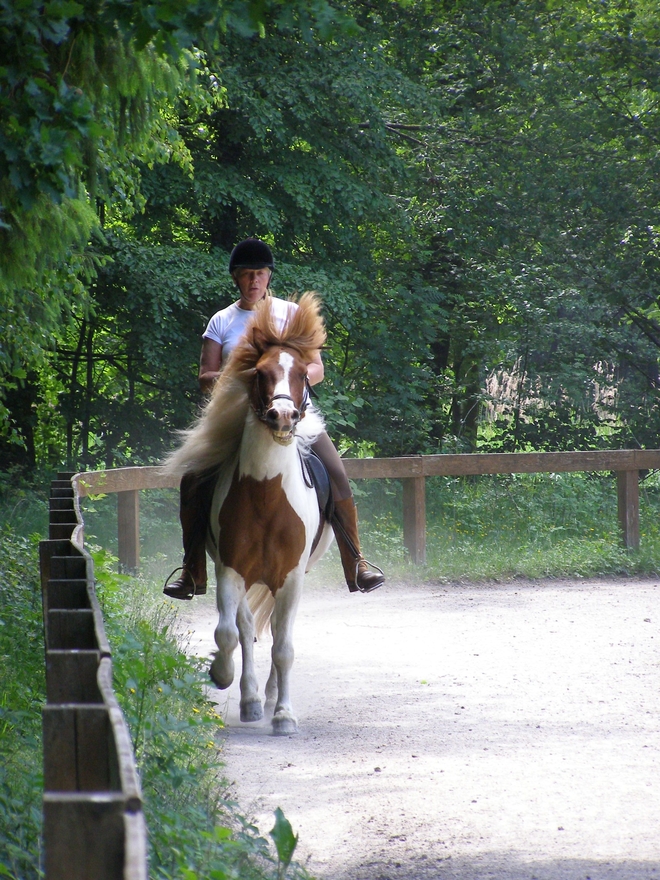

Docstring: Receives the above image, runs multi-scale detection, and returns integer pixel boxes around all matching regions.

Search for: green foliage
[355,471,660,581]
[269,808,298,879]
[0,0,354,460]
[0,529,45,879]
[4,0,660,466]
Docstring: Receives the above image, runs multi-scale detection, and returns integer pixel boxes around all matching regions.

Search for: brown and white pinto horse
[166,293,333,735]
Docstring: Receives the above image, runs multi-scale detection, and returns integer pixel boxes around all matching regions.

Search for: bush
[0,528,45,879]
[353,470,660,580]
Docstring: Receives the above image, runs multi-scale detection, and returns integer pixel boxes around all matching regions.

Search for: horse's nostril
[266,408,279,422]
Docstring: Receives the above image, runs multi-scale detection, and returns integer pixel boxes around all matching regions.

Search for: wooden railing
[73,449,660,569]
[40,473,147,880]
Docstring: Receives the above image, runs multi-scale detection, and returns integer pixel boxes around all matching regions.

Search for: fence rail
[39,473,147,880]
[73,449,660,569]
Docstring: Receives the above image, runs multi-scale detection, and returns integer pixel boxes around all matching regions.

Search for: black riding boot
[164,472,210,600]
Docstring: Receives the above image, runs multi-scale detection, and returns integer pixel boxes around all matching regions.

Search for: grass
[353,470,660,582]
[0,528,46,879]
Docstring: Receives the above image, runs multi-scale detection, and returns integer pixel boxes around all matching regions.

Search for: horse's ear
[252,327,269,355]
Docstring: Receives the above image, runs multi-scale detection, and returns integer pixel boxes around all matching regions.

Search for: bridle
[253,377,311,424]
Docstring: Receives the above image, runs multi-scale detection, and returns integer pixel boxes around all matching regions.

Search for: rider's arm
[307,351,324,386]
[199,338,223,394]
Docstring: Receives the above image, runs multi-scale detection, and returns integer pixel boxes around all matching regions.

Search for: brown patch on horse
[216,469,306,593]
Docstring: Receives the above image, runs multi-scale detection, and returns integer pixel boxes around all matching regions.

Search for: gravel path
[181,575,660,880]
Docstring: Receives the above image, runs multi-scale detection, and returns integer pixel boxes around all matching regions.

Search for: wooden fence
[40,473,147,880]
[73,448,660,570]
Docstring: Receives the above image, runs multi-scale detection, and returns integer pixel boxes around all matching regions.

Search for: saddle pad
[303,451,334,522]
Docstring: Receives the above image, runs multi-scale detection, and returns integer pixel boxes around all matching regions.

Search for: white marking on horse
[271,351,295,405]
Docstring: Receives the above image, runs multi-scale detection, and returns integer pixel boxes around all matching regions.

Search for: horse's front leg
[270,570,304,736]
[209,567,244,690]
[236,595,263,722]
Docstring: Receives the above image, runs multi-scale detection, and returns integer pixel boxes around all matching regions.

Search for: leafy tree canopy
[3,0,660,469]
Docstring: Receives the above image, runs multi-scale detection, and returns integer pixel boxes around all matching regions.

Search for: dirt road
[181,575,660,879]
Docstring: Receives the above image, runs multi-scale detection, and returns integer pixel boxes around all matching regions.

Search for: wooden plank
[50,486,75,498]
[50,508,78,524]
[73,450,660,487]
[51,479,75,490]
[46,578,90,610]
[50,554,88,580]
[50,497,75,510]
[74,466,178,497]
[43,706,77,790]
[117,489,140,572]
[75,707,116,791]
[617,470,640,549]
[124,811,148,880]
[43,706,117,792]
[49,521,77,540]
[402,477,426,565]
[343,449,660,479]
[43,793,127,880]
[97,658,143,807]
[343,456,424,479]
[421,449,660,477]
[47,609,97,650]
[46,650,102,704]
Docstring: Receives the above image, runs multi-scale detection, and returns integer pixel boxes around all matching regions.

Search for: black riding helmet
[228,238,275,273]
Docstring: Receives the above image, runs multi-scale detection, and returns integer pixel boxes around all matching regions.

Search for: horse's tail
[247,583,275,640]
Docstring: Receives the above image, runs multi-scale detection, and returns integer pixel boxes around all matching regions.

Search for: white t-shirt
[203,296,297,367]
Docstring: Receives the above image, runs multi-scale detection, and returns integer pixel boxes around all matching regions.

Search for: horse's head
[250,333,310,446]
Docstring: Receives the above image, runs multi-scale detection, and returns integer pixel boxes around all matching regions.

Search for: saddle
[301,450,335,523]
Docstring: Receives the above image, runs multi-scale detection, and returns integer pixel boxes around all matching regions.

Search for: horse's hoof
[240,700,263,723]
[209,657,233,690]
[271,714,298,736]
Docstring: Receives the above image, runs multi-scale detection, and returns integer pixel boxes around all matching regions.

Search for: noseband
[253,379,311,423]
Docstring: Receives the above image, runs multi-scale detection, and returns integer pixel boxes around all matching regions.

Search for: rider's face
[234,268,272,309]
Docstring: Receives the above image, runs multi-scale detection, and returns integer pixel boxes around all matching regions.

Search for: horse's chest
[216,471,306,592]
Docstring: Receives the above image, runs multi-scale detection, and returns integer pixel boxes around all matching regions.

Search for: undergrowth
[354,470,660,581]
[0,529,45,879]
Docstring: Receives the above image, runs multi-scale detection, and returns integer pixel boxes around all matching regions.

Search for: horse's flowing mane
[163,292,326,477]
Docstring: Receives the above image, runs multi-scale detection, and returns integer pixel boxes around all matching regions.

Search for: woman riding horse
[164,238,385,600]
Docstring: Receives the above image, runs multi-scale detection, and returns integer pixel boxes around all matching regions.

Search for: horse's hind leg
[263,608,278,715]
[270,572,303,736]
[210,568,243,689]
[236,596,263,722]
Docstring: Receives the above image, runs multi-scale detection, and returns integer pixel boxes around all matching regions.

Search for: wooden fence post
[617,470,640,550]
[402,476,426,565]
[117,490,140,573]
